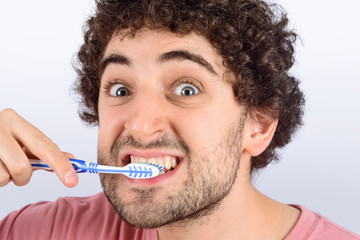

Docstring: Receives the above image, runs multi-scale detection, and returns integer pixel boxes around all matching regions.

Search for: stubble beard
[99,115,245,229]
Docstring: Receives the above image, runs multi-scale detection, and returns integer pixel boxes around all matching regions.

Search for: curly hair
[74,0,305,172]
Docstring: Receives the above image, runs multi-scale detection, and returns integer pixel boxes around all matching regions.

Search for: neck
[157,154,300,240]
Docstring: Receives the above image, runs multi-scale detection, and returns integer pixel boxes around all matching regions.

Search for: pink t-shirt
[0,192,359,240]
[285,205,360,240]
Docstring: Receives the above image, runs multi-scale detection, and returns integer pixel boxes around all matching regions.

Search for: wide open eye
[173,83,199,96]
[109,83,131,97]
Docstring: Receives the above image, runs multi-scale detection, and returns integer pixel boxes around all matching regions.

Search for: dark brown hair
[74,0,305,172]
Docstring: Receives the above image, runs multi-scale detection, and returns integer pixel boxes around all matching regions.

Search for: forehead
[106,28,211,52]
[103,28,225,73]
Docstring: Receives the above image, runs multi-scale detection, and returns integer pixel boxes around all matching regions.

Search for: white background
[0,0,359,235]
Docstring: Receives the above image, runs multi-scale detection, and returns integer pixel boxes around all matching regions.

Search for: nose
[124,90,168,144]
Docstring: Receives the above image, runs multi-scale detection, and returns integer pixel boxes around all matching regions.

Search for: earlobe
[243,114,278,157]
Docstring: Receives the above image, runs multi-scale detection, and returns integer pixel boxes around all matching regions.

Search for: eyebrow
[99,49,218,76]
[99,54,131,77]
[158,50,218,75]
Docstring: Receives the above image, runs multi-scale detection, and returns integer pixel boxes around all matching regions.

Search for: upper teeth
[130,155,178,171]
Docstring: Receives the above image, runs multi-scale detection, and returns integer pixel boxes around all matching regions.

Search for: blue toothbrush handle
[68,159,98,173]
[30,159,96,173]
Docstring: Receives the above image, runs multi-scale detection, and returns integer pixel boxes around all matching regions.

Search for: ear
[243,113,278,157]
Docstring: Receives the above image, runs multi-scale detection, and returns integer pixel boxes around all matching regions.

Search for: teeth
[164,156,172,170]
[128,155,179,174]
[148,158,156,164]
[157,157,164,167]
[171,158,178,168]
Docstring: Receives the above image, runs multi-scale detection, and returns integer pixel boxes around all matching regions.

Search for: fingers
[0,160,11,187]
[0,108,78,188]
[63,152,76,160]
[0,137,32,186]
[21,133,77,187]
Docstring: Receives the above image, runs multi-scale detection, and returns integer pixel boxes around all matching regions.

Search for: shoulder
[0,192,157,240]
[285,205,360,240]
[2,192,116,226]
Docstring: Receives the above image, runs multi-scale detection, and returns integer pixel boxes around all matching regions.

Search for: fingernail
[64,171,77,184]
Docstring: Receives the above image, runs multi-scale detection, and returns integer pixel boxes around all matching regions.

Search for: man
[0,0,359,239]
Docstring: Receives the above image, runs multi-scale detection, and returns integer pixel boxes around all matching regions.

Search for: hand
[0,108,78,188]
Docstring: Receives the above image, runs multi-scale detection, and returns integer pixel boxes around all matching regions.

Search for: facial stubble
[99,114,246,229]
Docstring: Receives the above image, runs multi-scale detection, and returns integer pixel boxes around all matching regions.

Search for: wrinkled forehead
[101,27,236,83]
[105,27,216,57]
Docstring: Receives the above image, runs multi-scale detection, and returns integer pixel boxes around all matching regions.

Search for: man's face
[97,28,249,228]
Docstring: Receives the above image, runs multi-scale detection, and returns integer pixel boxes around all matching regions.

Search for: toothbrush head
[122,162,164,179]
[141,162,164,174]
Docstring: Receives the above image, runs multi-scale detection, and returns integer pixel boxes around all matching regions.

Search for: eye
[109,83,131,97]
[173,83,199,96]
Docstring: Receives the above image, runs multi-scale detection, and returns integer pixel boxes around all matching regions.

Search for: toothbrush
[30,159,163,179]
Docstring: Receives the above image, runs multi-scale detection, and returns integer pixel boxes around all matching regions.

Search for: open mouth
[125,155,182,174]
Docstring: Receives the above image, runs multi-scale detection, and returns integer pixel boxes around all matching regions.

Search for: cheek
[98,106,127,151]
[171,108,223,152]
[172,102,243,153]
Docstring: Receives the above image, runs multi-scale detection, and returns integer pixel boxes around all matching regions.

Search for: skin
[97,28,301,239]
[0,109,78,187]
[98,26,246,228]
[0,28,300,239]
